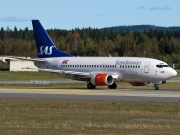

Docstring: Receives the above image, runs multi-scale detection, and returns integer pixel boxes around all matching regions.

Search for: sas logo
[38,46,54,55]
[62,60,69,64]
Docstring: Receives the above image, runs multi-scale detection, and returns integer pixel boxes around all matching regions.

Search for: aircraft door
[144,62,150,73]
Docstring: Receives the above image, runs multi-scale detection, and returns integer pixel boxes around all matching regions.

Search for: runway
[0,77,179,84]
[0,88,179,102]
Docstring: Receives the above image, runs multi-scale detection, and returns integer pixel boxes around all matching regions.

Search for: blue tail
[32,20,72,58]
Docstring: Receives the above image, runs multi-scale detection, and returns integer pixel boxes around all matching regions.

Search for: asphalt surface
[0,88,179,102]
[0,78,179,102]
[0,78,179,84]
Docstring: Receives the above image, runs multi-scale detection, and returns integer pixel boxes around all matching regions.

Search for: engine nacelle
[130,82,152,86]
[91,74,114,86]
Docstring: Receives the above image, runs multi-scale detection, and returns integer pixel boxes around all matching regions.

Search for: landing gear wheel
[108,82,117,89]
[153,85,159,90]
[87,82,96,89]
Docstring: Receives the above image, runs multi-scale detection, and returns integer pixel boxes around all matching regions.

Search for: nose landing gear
[153,84,159,90]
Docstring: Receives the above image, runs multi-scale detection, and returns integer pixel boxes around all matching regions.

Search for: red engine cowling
[130,82,152,86]
[91,74,114,86]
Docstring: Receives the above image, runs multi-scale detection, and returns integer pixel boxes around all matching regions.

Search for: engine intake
[91,73,114,86]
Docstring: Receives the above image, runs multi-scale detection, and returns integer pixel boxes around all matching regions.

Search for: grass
[0,71,179,134]
[0,71,62,80]
[0,71,179,90]
[0,98,180,135]
[176,71,180,78]
[0,82,180,90]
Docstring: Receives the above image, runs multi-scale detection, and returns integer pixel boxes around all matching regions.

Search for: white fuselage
[35,57,177,83]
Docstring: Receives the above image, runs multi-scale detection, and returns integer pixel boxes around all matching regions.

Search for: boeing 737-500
[11,20,177,90]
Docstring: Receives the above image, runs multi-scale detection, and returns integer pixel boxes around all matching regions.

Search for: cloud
[94,14,102,17]
[138,6,147,10]
[150,7,161,10]
[150,6,172,10]
[163,6,172,10]
[0,16,33,22]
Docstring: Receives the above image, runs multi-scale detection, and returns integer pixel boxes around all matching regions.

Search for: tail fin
[32,20,72,58]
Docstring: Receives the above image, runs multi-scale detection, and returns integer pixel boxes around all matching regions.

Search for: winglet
[32,20,72,58]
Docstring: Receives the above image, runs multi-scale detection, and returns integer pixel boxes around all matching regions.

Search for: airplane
[11,20,177,90]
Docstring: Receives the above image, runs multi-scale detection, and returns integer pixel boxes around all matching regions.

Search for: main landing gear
[87,82,117,89]
[108,82,117,89]
[153,84,159,90]
[87,82,96,89]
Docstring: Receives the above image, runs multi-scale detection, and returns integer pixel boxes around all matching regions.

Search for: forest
[0,25,180,68]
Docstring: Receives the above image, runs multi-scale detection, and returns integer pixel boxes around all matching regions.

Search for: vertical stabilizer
[32,20,72,58]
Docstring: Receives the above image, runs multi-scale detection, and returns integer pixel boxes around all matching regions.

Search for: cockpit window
[156,65,163,68]
[156,64,169,68]
[163,65,169,67]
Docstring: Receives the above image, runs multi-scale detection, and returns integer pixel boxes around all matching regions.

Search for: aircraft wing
[23,67,119,79]
[24,67,91,76]
[8,56,45,62]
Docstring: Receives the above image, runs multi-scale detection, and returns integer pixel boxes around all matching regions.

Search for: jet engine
[130,82,152,86]
[91,73,114,86]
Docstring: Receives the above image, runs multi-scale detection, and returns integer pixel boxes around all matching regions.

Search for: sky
[0,0,180,30]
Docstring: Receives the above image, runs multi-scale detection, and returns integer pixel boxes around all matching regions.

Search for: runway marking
[0,88,179,98]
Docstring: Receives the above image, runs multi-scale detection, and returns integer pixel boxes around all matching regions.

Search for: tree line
[0,26,180,67]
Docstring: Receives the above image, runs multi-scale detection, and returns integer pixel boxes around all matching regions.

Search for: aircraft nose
[170,69,177,77]
[173,70,177,76]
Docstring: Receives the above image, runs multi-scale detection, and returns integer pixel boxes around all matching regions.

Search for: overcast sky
[0,0,180,30]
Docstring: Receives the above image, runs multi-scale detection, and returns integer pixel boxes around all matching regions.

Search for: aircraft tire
[108,82,117,89]
[153,85,159,90]
[87,82,96,89]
